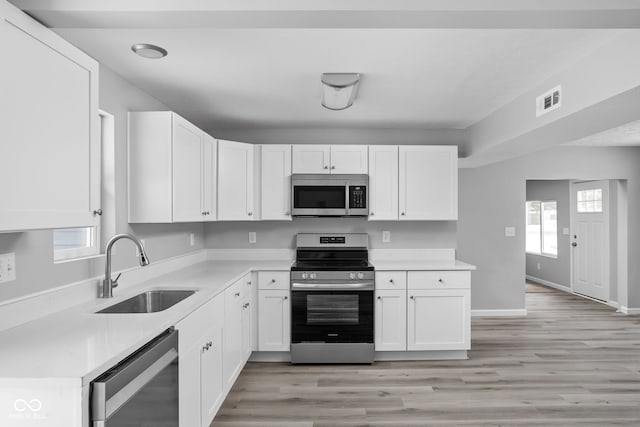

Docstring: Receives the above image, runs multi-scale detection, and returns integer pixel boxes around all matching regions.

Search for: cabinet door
[407,289,470,351]
[0,3,100,232]
[292,145,330,174]
[399,146,458,220]
[202,133,217,221]
[223,282,243,390]
[330,145,368,174]
[218,140,255,220]
[172,114,204,222]
[241,297,253,361]
[201,327,224,427]
[258,290,291,351]
[261,145,292,220]
[368,146,398,220]
[375,290,407,351]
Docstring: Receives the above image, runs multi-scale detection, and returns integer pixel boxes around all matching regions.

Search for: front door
[571,181,610,301]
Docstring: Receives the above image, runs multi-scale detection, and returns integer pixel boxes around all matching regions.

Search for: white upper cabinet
[330,145,368,174]
[202,133,218,222]
[260,145,292,220]
[0,2,100,232]
[368,145,399,220]
[399,146,458,220]
[218,140,255,220]
[292,145,330,174]
[128,112,216,223]
[292,145,368,174]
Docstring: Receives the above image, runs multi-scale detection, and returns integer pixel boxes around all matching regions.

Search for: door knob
[571,242,578,247]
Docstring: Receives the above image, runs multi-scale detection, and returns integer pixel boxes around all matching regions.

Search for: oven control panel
[319,236,345,244]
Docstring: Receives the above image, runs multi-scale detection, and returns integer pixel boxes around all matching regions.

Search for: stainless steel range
[290,233,374,364]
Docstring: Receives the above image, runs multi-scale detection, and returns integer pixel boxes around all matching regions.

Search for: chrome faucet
[101,234,150,298]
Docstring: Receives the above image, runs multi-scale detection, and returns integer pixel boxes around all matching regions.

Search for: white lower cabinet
[258,290,291,351]
[175,293,224,427]
[375,270,471,353]
[375,290,407,351]
[257,271,290,351]
[223,274,252,390]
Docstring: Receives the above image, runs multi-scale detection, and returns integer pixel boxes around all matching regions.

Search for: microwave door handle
[345,183,349,213]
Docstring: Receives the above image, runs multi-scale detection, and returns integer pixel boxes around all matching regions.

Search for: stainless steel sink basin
[97,290,196,314]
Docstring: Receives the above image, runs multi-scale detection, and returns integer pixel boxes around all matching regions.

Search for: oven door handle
[291,281,374,291]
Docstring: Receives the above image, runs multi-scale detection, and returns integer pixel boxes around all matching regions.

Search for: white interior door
[571,181,610,301]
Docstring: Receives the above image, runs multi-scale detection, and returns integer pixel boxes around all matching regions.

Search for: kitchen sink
[97,290,196,314]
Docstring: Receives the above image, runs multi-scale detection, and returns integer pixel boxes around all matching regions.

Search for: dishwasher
[90,328,179,427]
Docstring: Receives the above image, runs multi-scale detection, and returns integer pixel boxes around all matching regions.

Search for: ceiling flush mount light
[131,43,168,59]
[321,73,360,110]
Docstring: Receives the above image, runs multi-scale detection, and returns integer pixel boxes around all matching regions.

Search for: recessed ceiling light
[131,43,168,59]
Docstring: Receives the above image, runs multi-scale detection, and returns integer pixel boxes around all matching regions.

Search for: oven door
[291,290,374,343]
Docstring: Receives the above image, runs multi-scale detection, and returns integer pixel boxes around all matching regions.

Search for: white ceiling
[12,0,638,137]
[564,120,640,147]
[54,28,618,131]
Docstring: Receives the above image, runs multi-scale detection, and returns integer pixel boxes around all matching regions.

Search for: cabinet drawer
[408,271,470,290]
[175,293,224,352]
[258,271,290,290]
[375,271,407,290]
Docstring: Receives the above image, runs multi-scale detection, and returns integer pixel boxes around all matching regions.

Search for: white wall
[0,65,204,303]
[525,180,571,288]
[458,145,640,311]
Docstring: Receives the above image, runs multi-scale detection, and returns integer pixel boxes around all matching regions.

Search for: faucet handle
[112,273,122,288]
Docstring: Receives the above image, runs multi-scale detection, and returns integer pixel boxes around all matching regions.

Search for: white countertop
[372,259,476,271]
[0,257,474,385]
[0,260,291,385]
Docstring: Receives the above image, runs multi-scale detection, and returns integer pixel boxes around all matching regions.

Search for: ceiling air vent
[536,85,561,117]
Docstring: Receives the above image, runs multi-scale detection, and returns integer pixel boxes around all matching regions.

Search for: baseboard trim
[249,350,468,362]
[619,306,640,315]
[526,275,620,310]
[471,309,528,317]
[525,275,570,292]
[0,250,207,331]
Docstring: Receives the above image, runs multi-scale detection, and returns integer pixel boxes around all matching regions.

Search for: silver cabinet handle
[410,295,414,299]
[438,278,444,283]
[572,242,578,247]
[271,279,276,283]
[235,292,240,297]
[247,281,252,286]
[284,296,288,300]
[370,212,374,216]
[93,209,103,216]
[248,212,253,216]
[401,212,406,216]
[323,165,329,169]
[389,279,394,283]
[331,165,335,170]
[377,296,381,300]
[285,212,290,216]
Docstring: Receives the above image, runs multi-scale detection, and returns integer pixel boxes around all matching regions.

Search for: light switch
[190,233,195,246]
[382,231,391,243]
[562,227,570,235]
[505,227,516,237]
[249,232,257,244]
[0,252,16,283]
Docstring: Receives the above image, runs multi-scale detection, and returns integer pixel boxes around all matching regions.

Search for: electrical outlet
[537,263,541,270]
[249,232,257,244]
[190,233,195,246]
[505,227,516,237]
[0,252,16,283]
[382,231,391,243]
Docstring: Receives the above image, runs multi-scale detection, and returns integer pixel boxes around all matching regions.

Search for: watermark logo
[14,398,42,412]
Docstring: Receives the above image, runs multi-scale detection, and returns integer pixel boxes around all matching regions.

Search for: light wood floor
[213,285,640,426]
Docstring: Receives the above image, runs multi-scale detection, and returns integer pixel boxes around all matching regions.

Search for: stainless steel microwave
[291,174,368,217]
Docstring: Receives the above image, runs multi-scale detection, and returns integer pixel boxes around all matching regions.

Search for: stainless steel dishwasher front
[90,328,179,427]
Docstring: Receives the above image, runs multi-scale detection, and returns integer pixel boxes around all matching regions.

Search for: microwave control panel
[349,186,367,208]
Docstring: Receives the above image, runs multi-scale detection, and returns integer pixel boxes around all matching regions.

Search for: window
[577,189,603,213]
[526,200,557,257]
[54,110,114,262]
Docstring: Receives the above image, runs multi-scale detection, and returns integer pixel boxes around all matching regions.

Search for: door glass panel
[577,189,603,213]
[294,186,345,209]
[306,294,359,324]
[525,201,541,253]
[541,201,557,256]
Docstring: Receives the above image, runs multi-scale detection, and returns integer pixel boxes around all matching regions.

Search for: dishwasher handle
[91,329,178,423]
